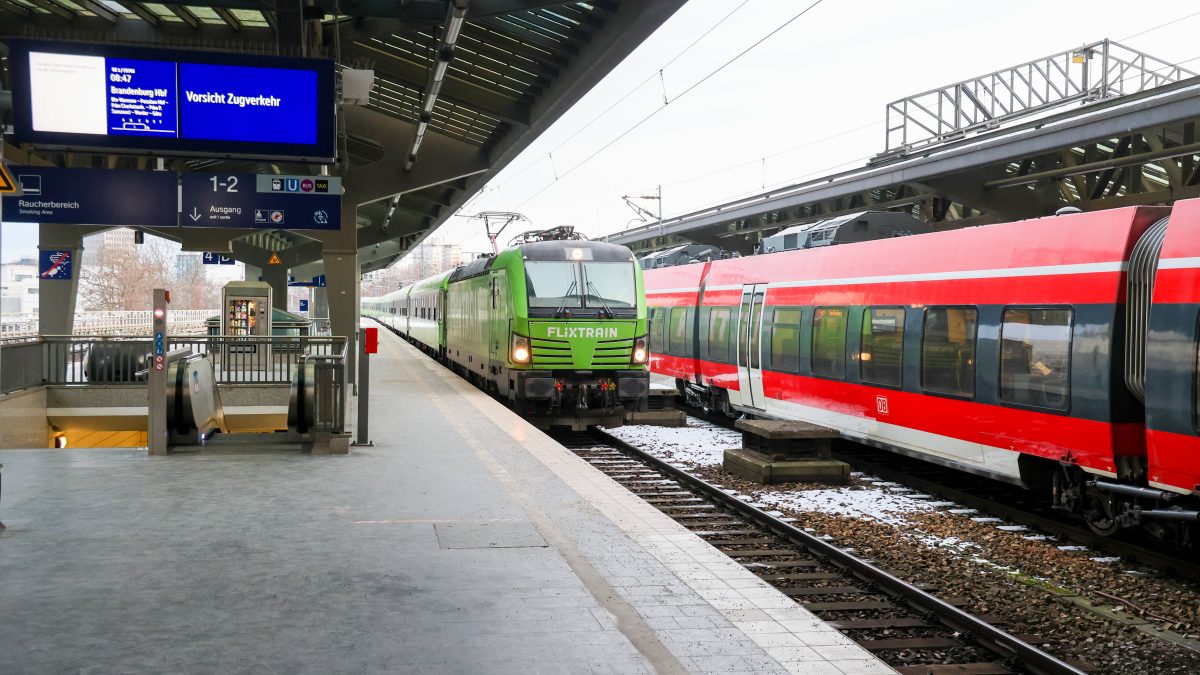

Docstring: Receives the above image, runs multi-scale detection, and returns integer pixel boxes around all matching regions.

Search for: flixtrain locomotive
[645,201,1200,547]
[365,236,650,429]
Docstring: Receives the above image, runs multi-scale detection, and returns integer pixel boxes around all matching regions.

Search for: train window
[861,307,904,387]
[669,307,689,355]
[812,307,847,379]
[708,307,733,363]
[582,262,637,309]
[770,308,803,372]
[922,307,977,398]
[1000,308,1071,411]
[526,261,582,309]
[652,307,669,353]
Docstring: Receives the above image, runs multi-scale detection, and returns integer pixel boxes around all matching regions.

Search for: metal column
[148,289,169,455]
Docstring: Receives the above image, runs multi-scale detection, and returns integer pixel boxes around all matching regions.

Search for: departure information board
[9,40,336,162]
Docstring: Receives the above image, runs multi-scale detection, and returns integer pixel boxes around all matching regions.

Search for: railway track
[674,400,1200,583]
[557,428,1091,674]
[831,446,1200,583]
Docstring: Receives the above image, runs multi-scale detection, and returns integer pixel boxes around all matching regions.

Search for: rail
[0,334,346,393]
[590,427,1087,675]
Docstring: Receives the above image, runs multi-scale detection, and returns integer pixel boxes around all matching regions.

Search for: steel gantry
[608,39,1200,255]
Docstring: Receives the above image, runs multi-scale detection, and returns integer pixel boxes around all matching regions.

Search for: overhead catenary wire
[463,5,1200,248]
[1119,8,1200,42]
[488,0,755,190]
[513,0,829,212]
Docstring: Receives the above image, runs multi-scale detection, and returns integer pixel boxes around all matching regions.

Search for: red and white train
[645,201,1200,546]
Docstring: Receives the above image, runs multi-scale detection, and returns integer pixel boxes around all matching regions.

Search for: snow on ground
[604,418,740,467]
[751,485,939,526]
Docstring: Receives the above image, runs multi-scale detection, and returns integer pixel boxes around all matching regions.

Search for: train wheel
[1085,491,1121,537]
[1086,512,1120,537]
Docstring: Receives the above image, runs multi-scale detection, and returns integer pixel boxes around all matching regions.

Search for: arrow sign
[181,172,341,230]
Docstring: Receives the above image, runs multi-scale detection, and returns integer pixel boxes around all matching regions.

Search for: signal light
[153,308,166,319]
[511,333,531,364]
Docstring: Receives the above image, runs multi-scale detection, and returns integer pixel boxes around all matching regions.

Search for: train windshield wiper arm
[587,280,614,318]
[555,278,578,318]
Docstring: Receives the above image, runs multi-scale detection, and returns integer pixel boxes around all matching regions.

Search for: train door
[735,284,767,409]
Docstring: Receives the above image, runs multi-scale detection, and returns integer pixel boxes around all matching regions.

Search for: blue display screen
[179,63,317,145]
[11,40,336,161]
[107,58,177,137]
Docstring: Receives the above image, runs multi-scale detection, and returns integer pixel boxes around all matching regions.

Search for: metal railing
[0,310,216,338]
[288,348,347,436]
[883,40,1197,153]
[0,334,346,393]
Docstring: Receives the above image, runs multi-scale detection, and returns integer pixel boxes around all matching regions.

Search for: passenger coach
[646,202,1200,546]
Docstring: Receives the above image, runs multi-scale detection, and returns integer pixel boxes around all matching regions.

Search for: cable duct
[406,0,468,171]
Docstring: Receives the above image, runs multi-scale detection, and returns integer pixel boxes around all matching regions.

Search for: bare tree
[79,243,143,310]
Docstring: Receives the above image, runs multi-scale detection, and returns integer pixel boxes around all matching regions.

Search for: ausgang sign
[1,167,340,231]
[181,173,341,230]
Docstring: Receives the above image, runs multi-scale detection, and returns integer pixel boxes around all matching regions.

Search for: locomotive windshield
[582,262,637,309]
[525,260,637,316]
[526,262,583,309]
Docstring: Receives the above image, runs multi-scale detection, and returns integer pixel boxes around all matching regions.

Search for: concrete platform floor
[0,327,892,674]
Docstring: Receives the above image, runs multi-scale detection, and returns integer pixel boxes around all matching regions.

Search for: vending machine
[221,281,272,356]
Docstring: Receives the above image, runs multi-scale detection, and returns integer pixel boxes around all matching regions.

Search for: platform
[0,327,891,674]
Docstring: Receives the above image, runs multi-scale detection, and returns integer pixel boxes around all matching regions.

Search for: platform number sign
[202,252,235,265]
[39,250,72,280]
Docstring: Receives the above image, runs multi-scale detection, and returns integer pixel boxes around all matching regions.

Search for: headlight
[632,336,647,364]
[511,333,531,364]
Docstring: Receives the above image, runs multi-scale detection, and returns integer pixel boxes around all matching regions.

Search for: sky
[426,0,1200,254]
[4,1,1199,265]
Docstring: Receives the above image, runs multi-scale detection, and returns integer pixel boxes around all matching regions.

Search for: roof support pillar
[37,223,85,337]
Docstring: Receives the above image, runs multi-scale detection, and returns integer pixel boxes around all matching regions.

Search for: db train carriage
[365,239,650,429]
[645,201,1200,547]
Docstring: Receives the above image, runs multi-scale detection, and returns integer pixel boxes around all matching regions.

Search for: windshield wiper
[587,280,614,318]
[555,277,578,318]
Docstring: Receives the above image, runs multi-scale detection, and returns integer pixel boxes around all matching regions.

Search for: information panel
[0,166,178,226]
[9,40,336,162]
[181,173,341,231]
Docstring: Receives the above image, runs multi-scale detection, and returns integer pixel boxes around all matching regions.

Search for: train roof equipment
[758,211,932,254]
[640,243,732,269]
[509,225,588,245]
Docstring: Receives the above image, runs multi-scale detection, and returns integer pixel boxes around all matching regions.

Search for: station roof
[0,0,686,276]
[607,40,1200,255]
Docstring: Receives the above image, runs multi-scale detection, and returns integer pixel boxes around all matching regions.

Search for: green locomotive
[364,237,650,429]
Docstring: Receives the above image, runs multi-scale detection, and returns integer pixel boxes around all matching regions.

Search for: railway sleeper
[894,663,1016,674]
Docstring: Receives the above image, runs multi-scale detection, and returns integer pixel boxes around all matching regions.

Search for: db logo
[875,395,889,415]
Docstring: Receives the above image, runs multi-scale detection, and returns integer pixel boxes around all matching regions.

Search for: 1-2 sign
[210,175,239,192]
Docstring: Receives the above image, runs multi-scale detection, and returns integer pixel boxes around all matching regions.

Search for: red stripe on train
[651,355,1139,475]
[1147,429,1200,494]
[649,272,1124,307]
